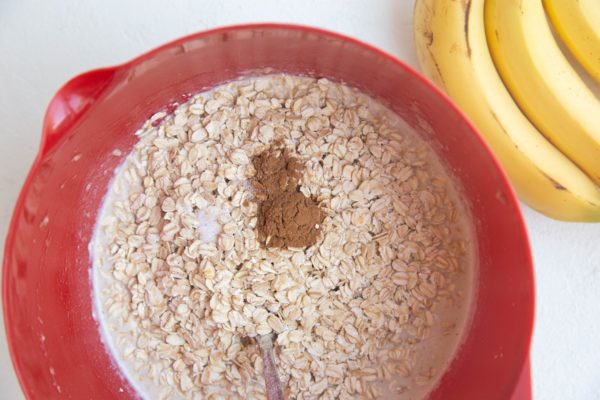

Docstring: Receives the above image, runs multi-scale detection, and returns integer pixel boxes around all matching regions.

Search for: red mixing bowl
[2,24,534,399]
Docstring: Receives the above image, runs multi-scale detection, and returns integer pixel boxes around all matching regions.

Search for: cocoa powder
[252,143,324,249]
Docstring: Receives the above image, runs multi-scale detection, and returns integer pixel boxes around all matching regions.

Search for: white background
[1,1,599,399]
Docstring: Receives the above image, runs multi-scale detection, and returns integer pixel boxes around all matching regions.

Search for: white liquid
[196,208,220,243]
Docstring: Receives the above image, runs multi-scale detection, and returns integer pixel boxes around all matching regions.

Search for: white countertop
[1,1,599,399]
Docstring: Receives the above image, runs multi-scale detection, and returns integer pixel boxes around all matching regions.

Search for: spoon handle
[257,335,284,400]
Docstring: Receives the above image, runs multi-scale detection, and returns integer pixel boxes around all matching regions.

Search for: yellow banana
[413,0,600,221]
[544,0,600,83]
[485,0,600,186]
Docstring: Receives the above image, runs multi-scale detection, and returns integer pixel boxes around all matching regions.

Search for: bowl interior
[3,25,533,399]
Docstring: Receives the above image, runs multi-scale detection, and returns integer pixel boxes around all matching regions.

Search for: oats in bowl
[91,75,475,400]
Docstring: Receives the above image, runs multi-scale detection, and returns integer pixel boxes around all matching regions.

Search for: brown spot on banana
[425,48,447,89]
[540,171,567,191]
[424,30,434,46]
[463,0,473,57]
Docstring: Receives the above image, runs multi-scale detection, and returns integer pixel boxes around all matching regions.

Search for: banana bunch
[413,0,600,221]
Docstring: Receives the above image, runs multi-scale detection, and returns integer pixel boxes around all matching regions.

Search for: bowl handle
[40,67,117,156]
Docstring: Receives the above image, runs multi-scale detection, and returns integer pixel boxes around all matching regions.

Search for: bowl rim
[2,23,535,399]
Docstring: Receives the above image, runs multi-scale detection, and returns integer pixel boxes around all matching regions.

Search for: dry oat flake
[91,75,475,400]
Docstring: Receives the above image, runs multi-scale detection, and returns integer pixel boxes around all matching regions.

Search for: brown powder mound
[252,143,324,249]
[252,144,303,198]
[258,191,323,248]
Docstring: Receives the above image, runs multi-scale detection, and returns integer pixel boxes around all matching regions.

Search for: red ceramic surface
[3,24,534,399]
